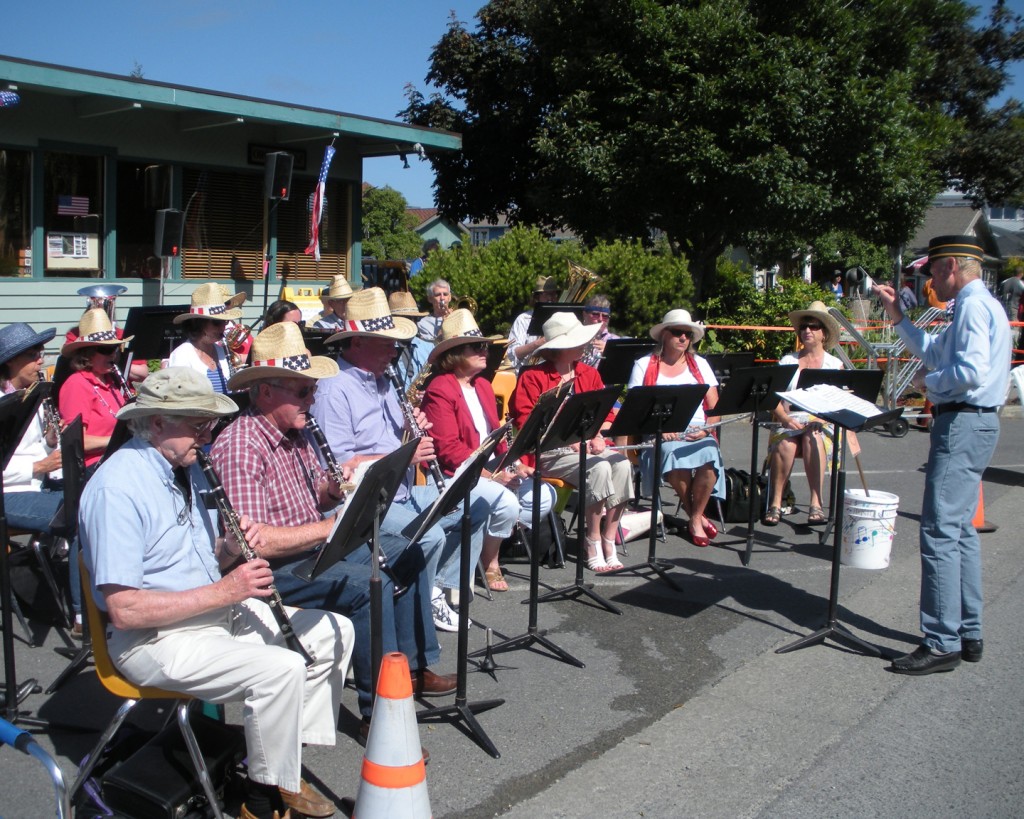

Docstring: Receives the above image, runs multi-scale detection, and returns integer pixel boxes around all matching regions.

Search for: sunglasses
[94,347,120,357]
[463,341,489,353]
[180,418,218,437]
[585,310,610,319]
[798,323,824,332]
[666,327,693,339]
[270,382,317,400]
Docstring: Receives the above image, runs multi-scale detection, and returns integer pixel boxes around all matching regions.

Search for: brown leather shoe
[279,780,334,817]
[412,668,457,697]
[238,804,291,819]
[359,719,430,765]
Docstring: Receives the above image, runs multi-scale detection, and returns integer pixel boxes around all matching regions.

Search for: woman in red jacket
[420,310,555,592]
[511,312,633,573]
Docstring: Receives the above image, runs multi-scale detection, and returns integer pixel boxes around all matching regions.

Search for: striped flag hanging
[57,195,90,216]
[304,144,336,262]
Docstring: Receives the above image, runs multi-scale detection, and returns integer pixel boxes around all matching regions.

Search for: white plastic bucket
[840,489,899,569]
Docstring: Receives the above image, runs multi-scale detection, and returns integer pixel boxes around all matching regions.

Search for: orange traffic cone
[353,652,431,818]
[972,484,997,533]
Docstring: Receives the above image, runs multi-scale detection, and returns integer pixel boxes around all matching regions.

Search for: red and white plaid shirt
[210,407,327,529]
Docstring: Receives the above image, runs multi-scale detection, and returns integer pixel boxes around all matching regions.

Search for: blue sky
[3,1,1022,209]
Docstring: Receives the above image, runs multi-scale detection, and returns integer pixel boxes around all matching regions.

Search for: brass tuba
[560,260,600,303]
[454,295,478,314]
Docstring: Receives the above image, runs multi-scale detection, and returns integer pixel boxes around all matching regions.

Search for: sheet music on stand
[777,384,882,420]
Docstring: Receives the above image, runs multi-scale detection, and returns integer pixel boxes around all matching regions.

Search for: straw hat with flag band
[61,308,133,357]
[535,311,603,354]
[172,282,246,325]
[324,287,417,344]
[116,367,238,421]
[787,300,841,349]
[388,290,428,318]
[227,321,338,391]
[427,308,507,364]
[326,275,355,301]
[649,309,706,344]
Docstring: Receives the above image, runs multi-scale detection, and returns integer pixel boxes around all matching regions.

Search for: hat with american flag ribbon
[60,308,133,357]
[227,321,338,391]
[173,282,246,324]
[325,287,417,343]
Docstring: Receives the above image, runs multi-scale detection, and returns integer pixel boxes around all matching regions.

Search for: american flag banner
[304,144,336,261]
[57,195,90,216]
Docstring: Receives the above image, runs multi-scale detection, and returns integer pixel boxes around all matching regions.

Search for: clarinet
[384,364,446,492]
[304,414,406,598]
[194,450,316,667]
[110,362,136,402]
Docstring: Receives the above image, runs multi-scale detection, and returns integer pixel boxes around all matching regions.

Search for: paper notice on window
[777,384,882,419]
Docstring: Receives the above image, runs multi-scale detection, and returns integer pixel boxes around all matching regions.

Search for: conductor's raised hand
[871,282,904,323]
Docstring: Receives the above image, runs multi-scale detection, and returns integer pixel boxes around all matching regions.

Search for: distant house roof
[991,224,1024,259]
[906,197,1001,261]
[408,208,439,226]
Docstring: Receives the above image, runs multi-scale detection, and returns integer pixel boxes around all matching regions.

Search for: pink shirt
[58,370,124,467]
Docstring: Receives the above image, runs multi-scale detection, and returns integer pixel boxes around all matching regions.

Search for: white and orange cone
[353,652,431,818]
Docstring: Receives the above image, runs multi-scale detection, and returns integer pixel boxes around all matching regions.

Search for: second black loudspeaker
[265,151,294,201]
[154,209,184,258]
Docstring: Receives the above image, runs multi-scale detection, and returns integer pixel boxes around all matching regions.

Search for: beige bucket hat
[324,287,417,343]
[788,300,841,348]
[117,367,238,420]
[227,321,339,390]
[649,309,705,344]
[535,311,602,353]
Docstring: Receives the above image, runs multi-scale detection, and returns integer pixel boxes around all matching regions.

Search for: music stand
[472,384,585,667]
[775,388,902,657]
[597,338,656,386]
[526,303,588,336]
[295,440,418,700]
[706,365,797,566]
[122,304,189,362]
[534,385,625,613]
[605,385,708,591]
[0,386,49,727]
[411,428,506,758]
[795,369,884,545]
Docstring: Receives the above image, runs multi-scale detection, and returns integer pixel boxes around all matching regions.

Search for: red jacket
[420,372,508,476]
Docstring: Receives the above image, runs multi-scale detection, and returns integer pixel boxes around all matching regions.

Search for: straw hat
[326,275,354,301]
[533,276,559,295]
[0,323,56,367]
[535,311,602,353]
[117,367,237,420]
[388,290,428,318]
[173,282,246,324]
[227,321,339,390]
[788,300,841,349]
[649,309,705,344]
[61,308,132,357]
[427,309,507,364]
[324,287,417,343]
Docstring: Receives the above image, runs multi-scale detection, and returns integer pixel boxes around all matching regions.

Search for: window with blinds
[180,167,350,281]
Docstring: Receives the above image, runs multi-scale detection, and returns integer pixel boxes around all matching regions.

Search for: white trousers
[110,601,354,793]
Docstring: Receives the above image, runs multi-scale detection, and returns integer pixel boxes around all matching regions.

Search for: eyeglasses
[464,341,489,353]
[585,310,610,319]
[666,328,692,339]
[180,418,218,437]
[270,382,318,400]
[798,323,824,332]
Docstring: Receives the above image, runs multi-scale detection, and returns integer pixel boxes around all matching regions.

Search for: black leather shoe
[891,645,961,675]
[961,638,983,663]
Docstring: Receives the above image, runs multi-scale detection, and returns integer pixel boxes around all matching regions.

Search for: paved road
[2,415,1022,818]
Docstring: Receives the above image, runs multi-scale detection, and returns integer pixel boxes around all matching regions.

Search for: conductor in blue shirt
[873,235,1010,675]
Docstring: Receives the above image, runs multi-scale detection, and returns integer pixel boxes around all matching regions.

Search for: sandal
[484,568,509,592]
[807,506,827,525]
[584,536,611,572]
[602,537,624,570]
[763,506,781,527]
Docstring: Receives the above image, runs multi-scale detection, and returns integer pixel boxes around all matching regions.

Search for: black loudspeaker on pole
[154,209,184,258]
[264,151,294,201]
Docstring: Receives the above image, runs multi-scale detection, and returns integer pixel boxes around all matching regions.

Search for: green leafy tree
[361,185,422,260]
[405,1,1022,299]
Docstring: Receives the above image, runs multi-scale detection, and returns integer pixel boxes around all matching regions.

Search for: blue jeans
[272,541,439,718]
[4,489,63,532]
[919,411,1000,653]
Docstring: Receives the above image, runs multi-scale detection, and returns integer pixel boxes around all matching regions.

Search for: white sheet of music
[776,384,882,418]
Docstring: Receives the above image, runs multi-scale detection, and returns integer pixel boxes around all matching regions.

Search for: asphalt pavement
[2,412,1022,818]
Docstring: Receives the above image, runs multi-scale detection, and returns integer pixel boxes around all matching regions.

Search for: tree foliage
[405,0,1024,298]
[360,185,422,260]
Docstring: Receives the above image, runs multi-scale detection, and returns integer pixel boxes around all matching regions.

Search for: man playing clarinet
[80,368,349,819]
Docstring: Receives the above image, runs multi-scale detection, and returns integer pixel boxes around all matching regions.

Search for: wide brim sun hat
[172,282,246,324]
[60,308,133,357]
[227,321,339,391]
[535,311,602,353]
[428,309,507,364]
[388,290,428,318]
[117,367,238,420]
[323,287,417,344]
[649,309,706,344]
[0,323,57,367]
[787,300,841,349]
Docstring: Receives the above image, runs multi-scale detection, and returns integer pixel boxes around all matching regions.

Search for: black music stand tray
[795,369,885,546]
[471,385,586,668]
[121,304,188,362]
[297,440,418,700]
[706,365,797,566]
[0,386,50,727]
[597,338,657,387]
[534,385,624,613]
[775,390,902,657]
[411,428,506,758]
[526,304,587,336]
[604,385,709,592]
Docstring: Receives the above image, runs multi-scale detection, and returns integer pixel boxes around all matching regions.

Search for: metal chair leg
[69,698,138,802]
[177,702,224,819]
